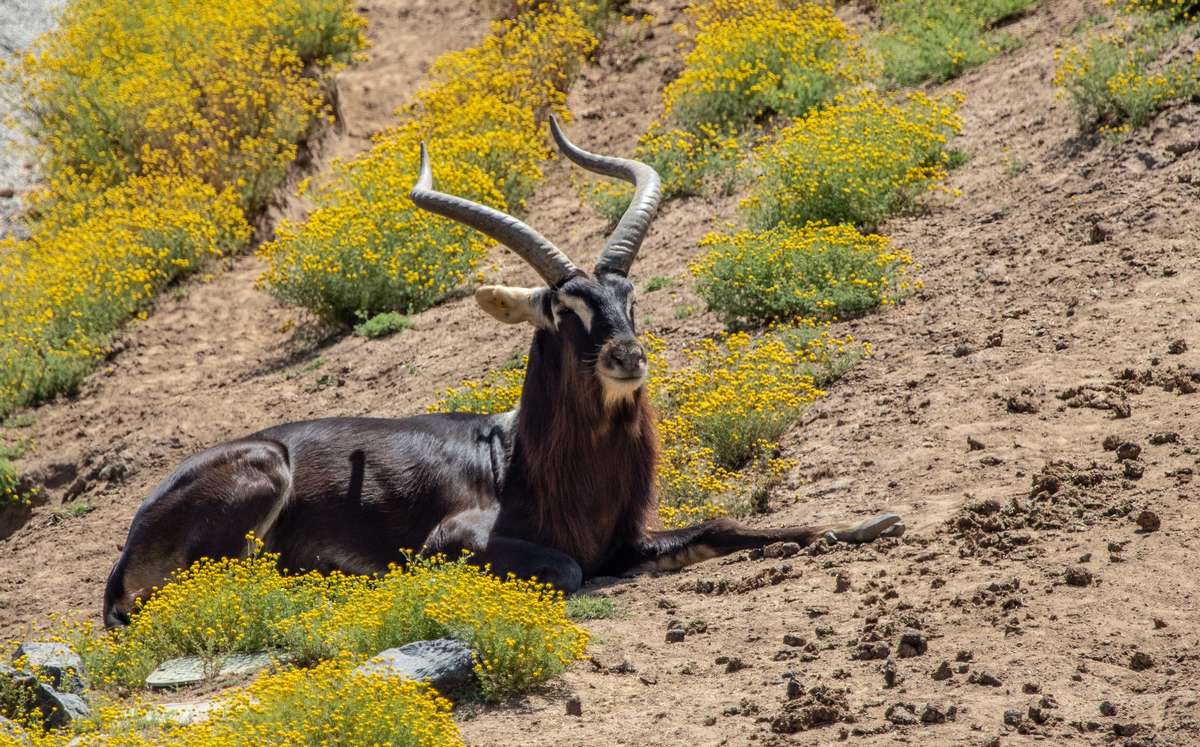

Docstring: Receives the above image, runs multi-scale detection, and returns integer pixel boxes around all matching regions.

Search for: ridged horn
[410,143,578,286]
[549,114,661,277]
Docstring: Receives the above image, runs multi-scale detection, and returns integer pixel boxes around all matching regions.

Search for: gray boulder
[0,662,89,728]
[14,642,85,694]
[145,652,277,689]
[356,639,476,697]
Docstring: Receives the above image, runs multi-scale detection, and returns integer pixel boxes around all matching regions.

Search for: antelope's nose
[605,340,647,377]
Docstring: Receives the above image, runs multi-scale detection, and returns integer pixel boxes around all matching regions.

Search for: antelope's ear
[474,285,554,328]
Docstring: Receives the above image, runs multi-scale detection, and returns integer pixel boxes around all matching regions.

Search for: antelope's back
[252,412,512,573]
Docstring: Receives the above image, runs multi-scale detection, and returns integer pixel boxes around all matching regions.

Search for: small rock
[1115,442,1141,461]
[1135,510,1161,533]
[967,436,986,451]
[355,640,475,696]
[1113,722,1140,737]
[0,663,89,728]
[1088,221,1114,244]
[1167,339,1187,355]
[764,541,800,559]
[13,642,85,694]
[986,331,1004,348]
[1149,431,1179,445]
[1004,708,1024,727]
[882,657,898,688]
[665,628,686,643]
[1022,682,1040,694]
[1102,434,1123,451]
[921,702,954,724]
[782,634,805,647]
[1153,618,1167,629]
[1006,396,1039,414]
[968,671,1002,687]
[1129,651,1154,671]
[955,650,974,663]
[833,572,851,593]
[565,696,583,717]
[931,661,953,681]
[702,715,717,726]
[1100,701,1117,717]
[1123,461,1144,480]
[155,701,219,726]
[785,679,803,700]
[1064,566,1093,587]
[952,343,972,358]
[724,657,749,674]
[853,642,891,661]
[885,702,919,726]
[0,187,14,200]
[897,629,928,658]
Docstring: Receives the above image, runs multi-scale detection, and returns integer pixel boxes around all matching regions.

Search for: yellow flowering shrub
[664,0,875,131]
[0,177,250,417]
[8,0,364,215]
[259,3,599,324]
[692,222,916,327]
[585,0,873,220]
[7,659,464,746]
[1112,0,1199,22]
[0,458,31,508]
[872,0,1036,87]
[0,0,363,419]
[742,91,963,231]
[432,359,528,414]
[1054,7,1200,132]
[76,549,587,701]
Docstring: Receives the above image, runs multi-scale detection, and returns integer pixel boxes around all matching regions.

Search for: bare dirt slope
[3,1,1200,745]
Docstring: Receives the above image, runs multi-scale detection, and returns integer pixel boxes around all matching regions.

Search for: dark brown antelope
[103,117,903,628]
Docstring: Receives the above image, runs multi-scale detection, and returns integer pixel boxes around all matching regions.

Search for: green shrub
[741,92,962,231]
[354,311,412,339]
[873,0,1036,87]
[692,222,916,327]
[1054,13,1200,131]
[565,594,615,621]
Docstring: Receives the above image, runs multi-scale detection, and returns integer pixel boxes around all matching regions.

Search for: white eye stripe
[558,294,594,332]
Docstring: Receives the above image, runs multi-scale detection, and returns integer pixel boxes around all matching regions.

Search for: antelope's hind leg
[103,439,292,627]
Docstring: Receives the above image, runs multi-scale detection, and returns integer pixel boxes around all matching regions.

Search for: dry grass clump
[73,548,586,701]
[1055,3,1200,133]
[741,91,963,231]
[692,222,917,328]
[258,2,600,324]
[872,0,1037,87]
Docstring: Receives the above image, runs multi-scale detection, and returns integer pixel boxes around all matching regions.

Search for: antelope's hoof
[824,514,905,544]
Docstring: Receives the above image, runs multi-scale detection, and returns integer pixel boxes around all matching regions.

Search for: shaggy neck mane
[509,329,658,572]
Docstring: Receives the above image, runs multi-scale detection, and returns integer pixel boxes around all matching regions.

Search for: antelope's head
[411,117,661,409]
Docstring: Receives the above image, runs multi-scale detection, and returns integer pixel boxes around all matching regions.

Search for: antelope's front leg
[603,514,904,575]
[423,508,583,593]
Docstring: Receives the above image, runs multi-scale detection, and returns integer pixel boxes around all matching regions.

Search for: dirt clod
[1167,339,1187,355]
[931,661,952,681]
[1135,510,1161,533]
[565,696,582,717]
[1064,566,1093,587]
[1100,701,1117,717]
[1128,651,1153,671]
[1114,442,1141,462]
[967,436,986,451]
[770,685,849,734]
[897,629,928,658]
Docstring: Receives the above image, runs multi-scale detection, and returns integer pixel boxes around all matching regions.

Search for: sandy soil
[3,1,1199,745]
